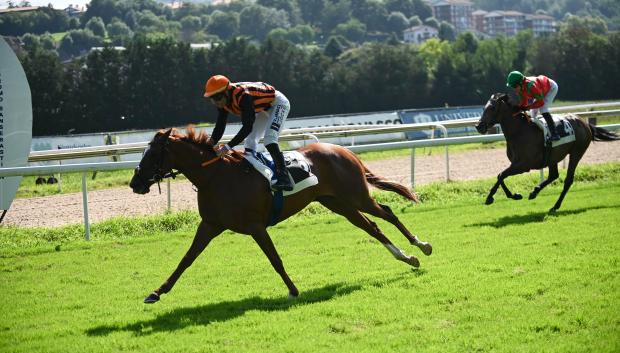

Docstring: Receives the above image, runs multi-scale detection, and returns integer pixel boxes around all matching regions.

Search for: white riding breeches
[244,90,290,152]
[531,79,558,118]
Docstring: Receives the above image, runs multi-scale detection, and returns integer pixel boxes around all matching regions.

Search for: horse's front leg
[486,164,526,205]
[529,164,559,200]
[144,221,224,304]
[250,227,299,298]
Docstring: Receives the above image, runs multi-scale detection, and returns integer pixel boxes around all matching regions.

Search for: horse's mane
[159,125,245,161]
[158,125,213,151]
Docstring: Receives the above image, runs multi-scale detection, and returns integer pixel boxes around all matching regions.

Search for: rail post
[81,172,91,241]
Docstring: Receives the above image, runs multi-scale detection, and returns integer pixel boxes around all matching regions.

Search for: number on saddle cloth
[532,116,576,147]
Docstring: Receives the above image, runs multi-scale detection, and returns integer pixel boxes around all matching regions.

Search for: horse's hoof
[144,292,160,304]
[528,192,537,200]
[407,256,420,268]
[420,242,433,256]
[485,197,494,205]
[548,207,557,214]
[512,193,523,200]
[288,289,299,299]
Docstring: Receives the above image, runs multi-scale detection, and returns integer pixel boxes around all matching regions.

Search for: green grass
[49,32,66,42]
[1,163,619,352]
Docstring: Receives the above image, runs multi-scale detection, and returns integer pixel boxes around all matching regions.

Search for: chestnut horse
[475,93,619,213]
[129,128,432,303]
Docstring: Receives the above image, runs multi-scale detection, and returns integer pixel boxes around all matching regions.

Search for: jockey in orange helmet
[506,71,560,141]
[204,74,294,191]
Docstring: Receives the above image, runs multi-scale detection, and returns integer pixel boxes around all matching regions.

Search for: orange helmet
[204,75,230,97]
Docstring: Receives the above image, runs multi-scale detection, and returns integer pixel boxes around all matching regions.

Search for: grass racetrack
[1,163,619,353]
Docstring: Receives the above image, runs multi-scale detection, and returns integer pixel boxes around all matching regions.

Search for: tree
[58,29,104,59]
[206,10,238,40]
[333,19,367,43]
[321,0,351,34]
[386,11,409,34]
[438,21,456,41]
[239,5,290,40]
[107,18,133,39]
[324,36,345,58]
[257,0,302,25]
[424,17,440,29]
[298,0,325,26]
[20,48,67,135]
[385,0,415,18]
[408,15,422,27]
[351,0,387,33]
[180,15,202,41]
[86,16,107,38]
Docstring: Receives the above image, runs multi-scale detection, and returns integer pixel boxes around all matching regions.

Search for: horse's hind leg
[360,201,432,256]
[319,197,421,268]
[529,163,559,200]
[550,152,584,213]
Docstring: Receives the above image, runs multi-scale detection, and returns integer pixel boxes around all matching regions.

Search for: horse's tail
[364,168,419,203]
[589,123,620,141]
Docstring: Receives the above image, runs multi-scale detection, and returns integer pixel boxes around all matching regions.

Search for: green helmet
[506,71,524,88]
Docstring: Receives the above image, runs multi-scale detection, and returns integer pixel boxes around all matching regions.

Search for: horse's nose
[475,122,486,134]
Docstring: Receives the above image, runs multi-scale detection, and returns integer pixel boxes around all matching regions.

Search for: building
[483,11,526,36]
[64,5,85,17]
[525,14,556,36]
[403,25,439,44]
[471,10,487,33]
[0,6,40,14]
[431,0,473,33]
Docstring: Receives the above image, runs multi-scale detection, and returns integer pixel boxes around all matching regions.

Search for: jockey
[506,71,560,141]
[203,75,294,191]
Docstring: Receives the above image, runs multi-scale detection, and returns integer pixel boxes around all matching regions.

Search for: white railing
[1,107,619,239]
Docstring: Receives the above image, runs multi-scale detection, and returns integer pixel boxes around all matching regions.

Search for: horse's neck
[499,111,525,140]
[169,141,214,186]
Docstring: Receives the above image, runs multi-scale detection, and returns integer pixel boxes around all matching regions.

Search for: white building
[403,25,439,44]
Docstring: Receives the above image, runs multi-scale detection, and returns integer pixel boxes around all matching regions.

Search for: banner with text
[398,106,483,139]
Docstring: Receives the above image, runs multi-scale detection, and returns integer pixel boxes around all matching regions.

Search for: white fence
[1,105,619,238]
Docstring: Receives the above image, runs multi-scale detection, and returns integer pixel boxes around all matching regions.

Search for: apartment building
[431,0,473,33]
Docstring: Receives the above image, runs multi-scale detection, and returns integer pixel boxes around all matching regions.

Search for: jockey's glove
[216,144,231,157]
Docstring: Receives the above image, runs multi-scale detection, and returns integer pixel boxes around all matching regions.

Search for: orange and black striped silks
[224,82,276,116]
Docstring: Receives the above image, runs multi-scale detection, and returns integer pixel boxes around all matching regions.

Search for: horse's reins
[200,149,243,168]
[148,139,241,194]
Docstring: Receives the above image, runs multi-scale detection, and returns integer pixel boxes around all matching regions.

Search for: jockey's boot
[266,143,294,192]
[543,112,560,141]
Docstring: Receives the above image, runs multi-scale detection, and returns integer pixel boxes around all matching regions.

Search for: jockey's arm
[227,95,256,148]
[527,83,546,109]
[209,109,228,145]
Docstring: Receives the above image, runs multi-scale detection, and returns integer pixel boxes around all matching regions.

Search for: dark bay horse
[475,93,619,213]
[129,127,432,303]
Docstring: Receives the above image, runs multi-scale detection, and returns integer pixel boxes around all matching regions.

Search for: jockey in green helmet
[506,71,560,141]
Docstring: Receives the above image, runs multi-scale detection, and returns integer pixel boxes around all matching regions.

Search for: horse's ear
[163,128,173,139]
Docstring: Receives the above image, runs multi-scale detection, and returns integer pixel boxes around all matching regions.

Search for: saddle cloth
[532,115,576,147]
[244,150,318,196]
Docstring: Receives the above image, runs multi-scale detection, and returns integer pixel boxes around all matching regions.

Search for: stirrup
[273,172,294,191]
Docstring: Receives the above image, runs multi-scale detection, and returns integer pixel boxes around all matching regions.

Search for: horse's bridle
[137,138,182,194]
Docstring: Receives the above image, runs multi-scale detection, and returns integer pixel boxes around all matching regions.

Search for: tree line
[18,22,620,136]
[3,0,619,62]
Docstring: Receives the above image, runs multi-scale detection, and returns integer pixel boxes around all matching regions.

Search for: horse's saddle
[244,150,318,196]
[532,115,576,147]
